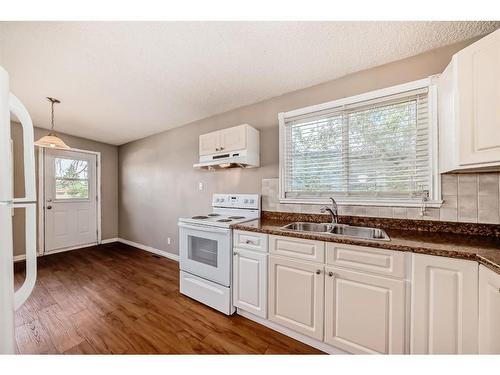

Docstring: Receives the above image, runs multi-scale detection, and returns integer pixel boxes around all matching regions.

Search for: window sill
[279,198,443,208]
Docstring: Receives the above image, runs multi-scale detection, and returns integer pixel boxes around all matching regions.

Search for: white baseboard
[13,238,179,263]
[13,254,28,262]
[236,309,348,355]
[101,237,119,244]
[117,238,179,262]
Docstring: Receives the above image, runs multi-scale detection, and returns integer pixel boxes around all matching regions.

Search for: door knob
[46,205,52,210]
[316,270,321,275]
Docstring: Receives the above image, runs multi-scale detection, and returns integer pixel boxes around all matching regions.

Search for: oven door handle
[178,222,231,234]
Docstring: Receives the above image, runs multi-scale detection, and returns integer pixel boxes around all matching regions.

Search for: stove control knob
[244,199,249,204]
[249,199,254,204]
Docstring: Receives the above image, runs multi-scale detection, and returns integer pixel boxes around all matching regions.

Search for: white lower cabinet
[233,248,268,318]
[411,254,478,354]
[324,266,405,354]
[235,231,496,355]
[479,265,500,354]
[268,255,324,340]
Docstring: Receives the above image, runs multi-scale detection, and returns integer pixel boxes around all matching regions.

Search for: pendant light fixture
[34,97,70,149]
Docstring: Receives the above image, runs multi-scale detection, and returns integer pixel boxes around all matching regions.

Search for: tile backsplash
[262,173,500,224]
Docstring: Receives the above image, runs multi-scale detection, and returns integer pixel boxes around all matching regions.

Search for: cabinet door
[268,256,324,340]
[219,125,246,152]
[479,265,500,354]
[324,266,405,354]
[199,131,220,156]
[411,254,478,354]
[233,249,267,318]
[457,29,500,166]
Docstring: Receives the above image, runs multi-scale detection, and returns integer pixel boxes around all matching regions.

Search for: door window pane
[188,235,218,267]
[54,158,89,199]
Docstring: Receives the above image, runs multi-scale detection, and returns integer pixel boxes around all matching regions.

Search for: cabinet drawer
[326,243,405,278]
[233,230,268,252]
[269,235,325,263]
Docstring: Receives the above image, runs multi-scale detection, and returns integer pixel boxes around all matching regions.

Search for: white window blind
[281,87,431,202]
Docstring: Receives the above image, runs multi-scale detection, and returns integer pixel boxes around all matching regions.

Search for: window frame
[52,156,92,203]
[278,76,442,208]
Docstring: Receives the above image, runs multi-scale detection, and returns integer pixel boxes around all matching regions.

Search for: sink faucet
[320,197,338,224]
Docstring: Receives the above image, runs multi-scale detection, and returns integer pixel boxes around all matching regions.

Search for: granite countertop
[231,218,500,275]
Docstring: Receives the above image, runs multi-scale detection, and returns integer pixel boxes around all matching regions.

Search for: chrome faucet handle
[329,197,338,210]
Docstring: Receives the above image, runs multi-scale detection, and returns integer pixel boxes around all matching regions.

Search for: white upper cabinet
[478,265,500,354]
[439,29,500,172]
[199,124,258,156]
[219,125,247,153]
[411,254,478,354]
[199,131,220,156]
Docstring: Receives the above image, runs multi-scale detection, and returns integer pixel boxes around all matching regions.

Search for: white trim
[13,242,95,262]
[283,78,433,119]
[13,254,28,262]
[117,238,179,262]
[13,238,179,262]
[37,147,45,256]
[44,242,98,255]
[277,198,443,208]
[101,237,119,244]
[236,309,348,355]
[278,77,441,208]
[39,147,102,255]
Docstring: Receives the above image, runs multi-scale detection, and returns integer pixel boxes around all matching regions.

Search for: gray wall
[118,39,480,257]
[11,123,119,256]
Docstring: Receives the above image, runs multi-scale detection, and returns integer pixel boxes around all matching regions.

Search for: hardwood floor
[14,243,323,354]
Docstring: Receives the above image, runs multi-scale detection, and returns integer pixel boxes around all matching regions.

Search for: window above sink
[278,78,442,208]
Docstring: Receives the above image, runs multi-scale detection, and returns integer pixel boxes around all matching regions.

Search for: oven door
[178,222,231,287]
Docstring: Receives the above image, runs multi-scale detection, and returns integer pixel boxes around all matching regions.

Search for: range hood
[194,124,260,170]
[193,149,259,170]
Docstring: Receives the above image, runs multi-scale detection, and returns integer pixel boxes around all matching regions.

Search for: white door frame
[37,147,102,255]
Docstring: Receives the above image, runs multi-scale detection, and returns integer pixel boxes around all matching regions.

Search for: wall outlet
[167,237,171,245]
[198,182,204,191]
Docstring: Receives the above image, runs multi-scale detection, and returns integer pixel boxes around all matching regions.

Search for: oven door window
[188,235,218,268]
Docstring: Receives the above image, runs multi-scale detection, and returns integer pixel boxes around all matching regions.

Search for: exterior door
[411,254,478,354]
[478,265,500,354]
[268,255,324,340]
[324,266,405,354]
[44,149,98,254]
[233,248,267,318]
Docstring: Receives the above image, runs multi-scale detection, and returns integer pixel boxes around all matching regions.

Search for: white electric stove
[178,193,260,315]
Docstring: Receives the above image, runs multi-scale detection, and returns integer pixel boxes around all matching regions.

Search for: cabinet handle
[328,271,334,277]
[220,147,224,150]
[233,251,238,256]
[216,147,220,151]
[316,270,321,275]
[245,240,254,244]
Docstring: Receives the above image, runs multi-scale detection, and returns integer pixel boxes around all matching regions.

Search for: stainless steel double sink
[280,222,390,241]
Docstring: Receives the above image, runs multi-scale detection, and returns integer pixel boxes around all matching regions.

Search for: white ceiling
[1,21,499,145]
